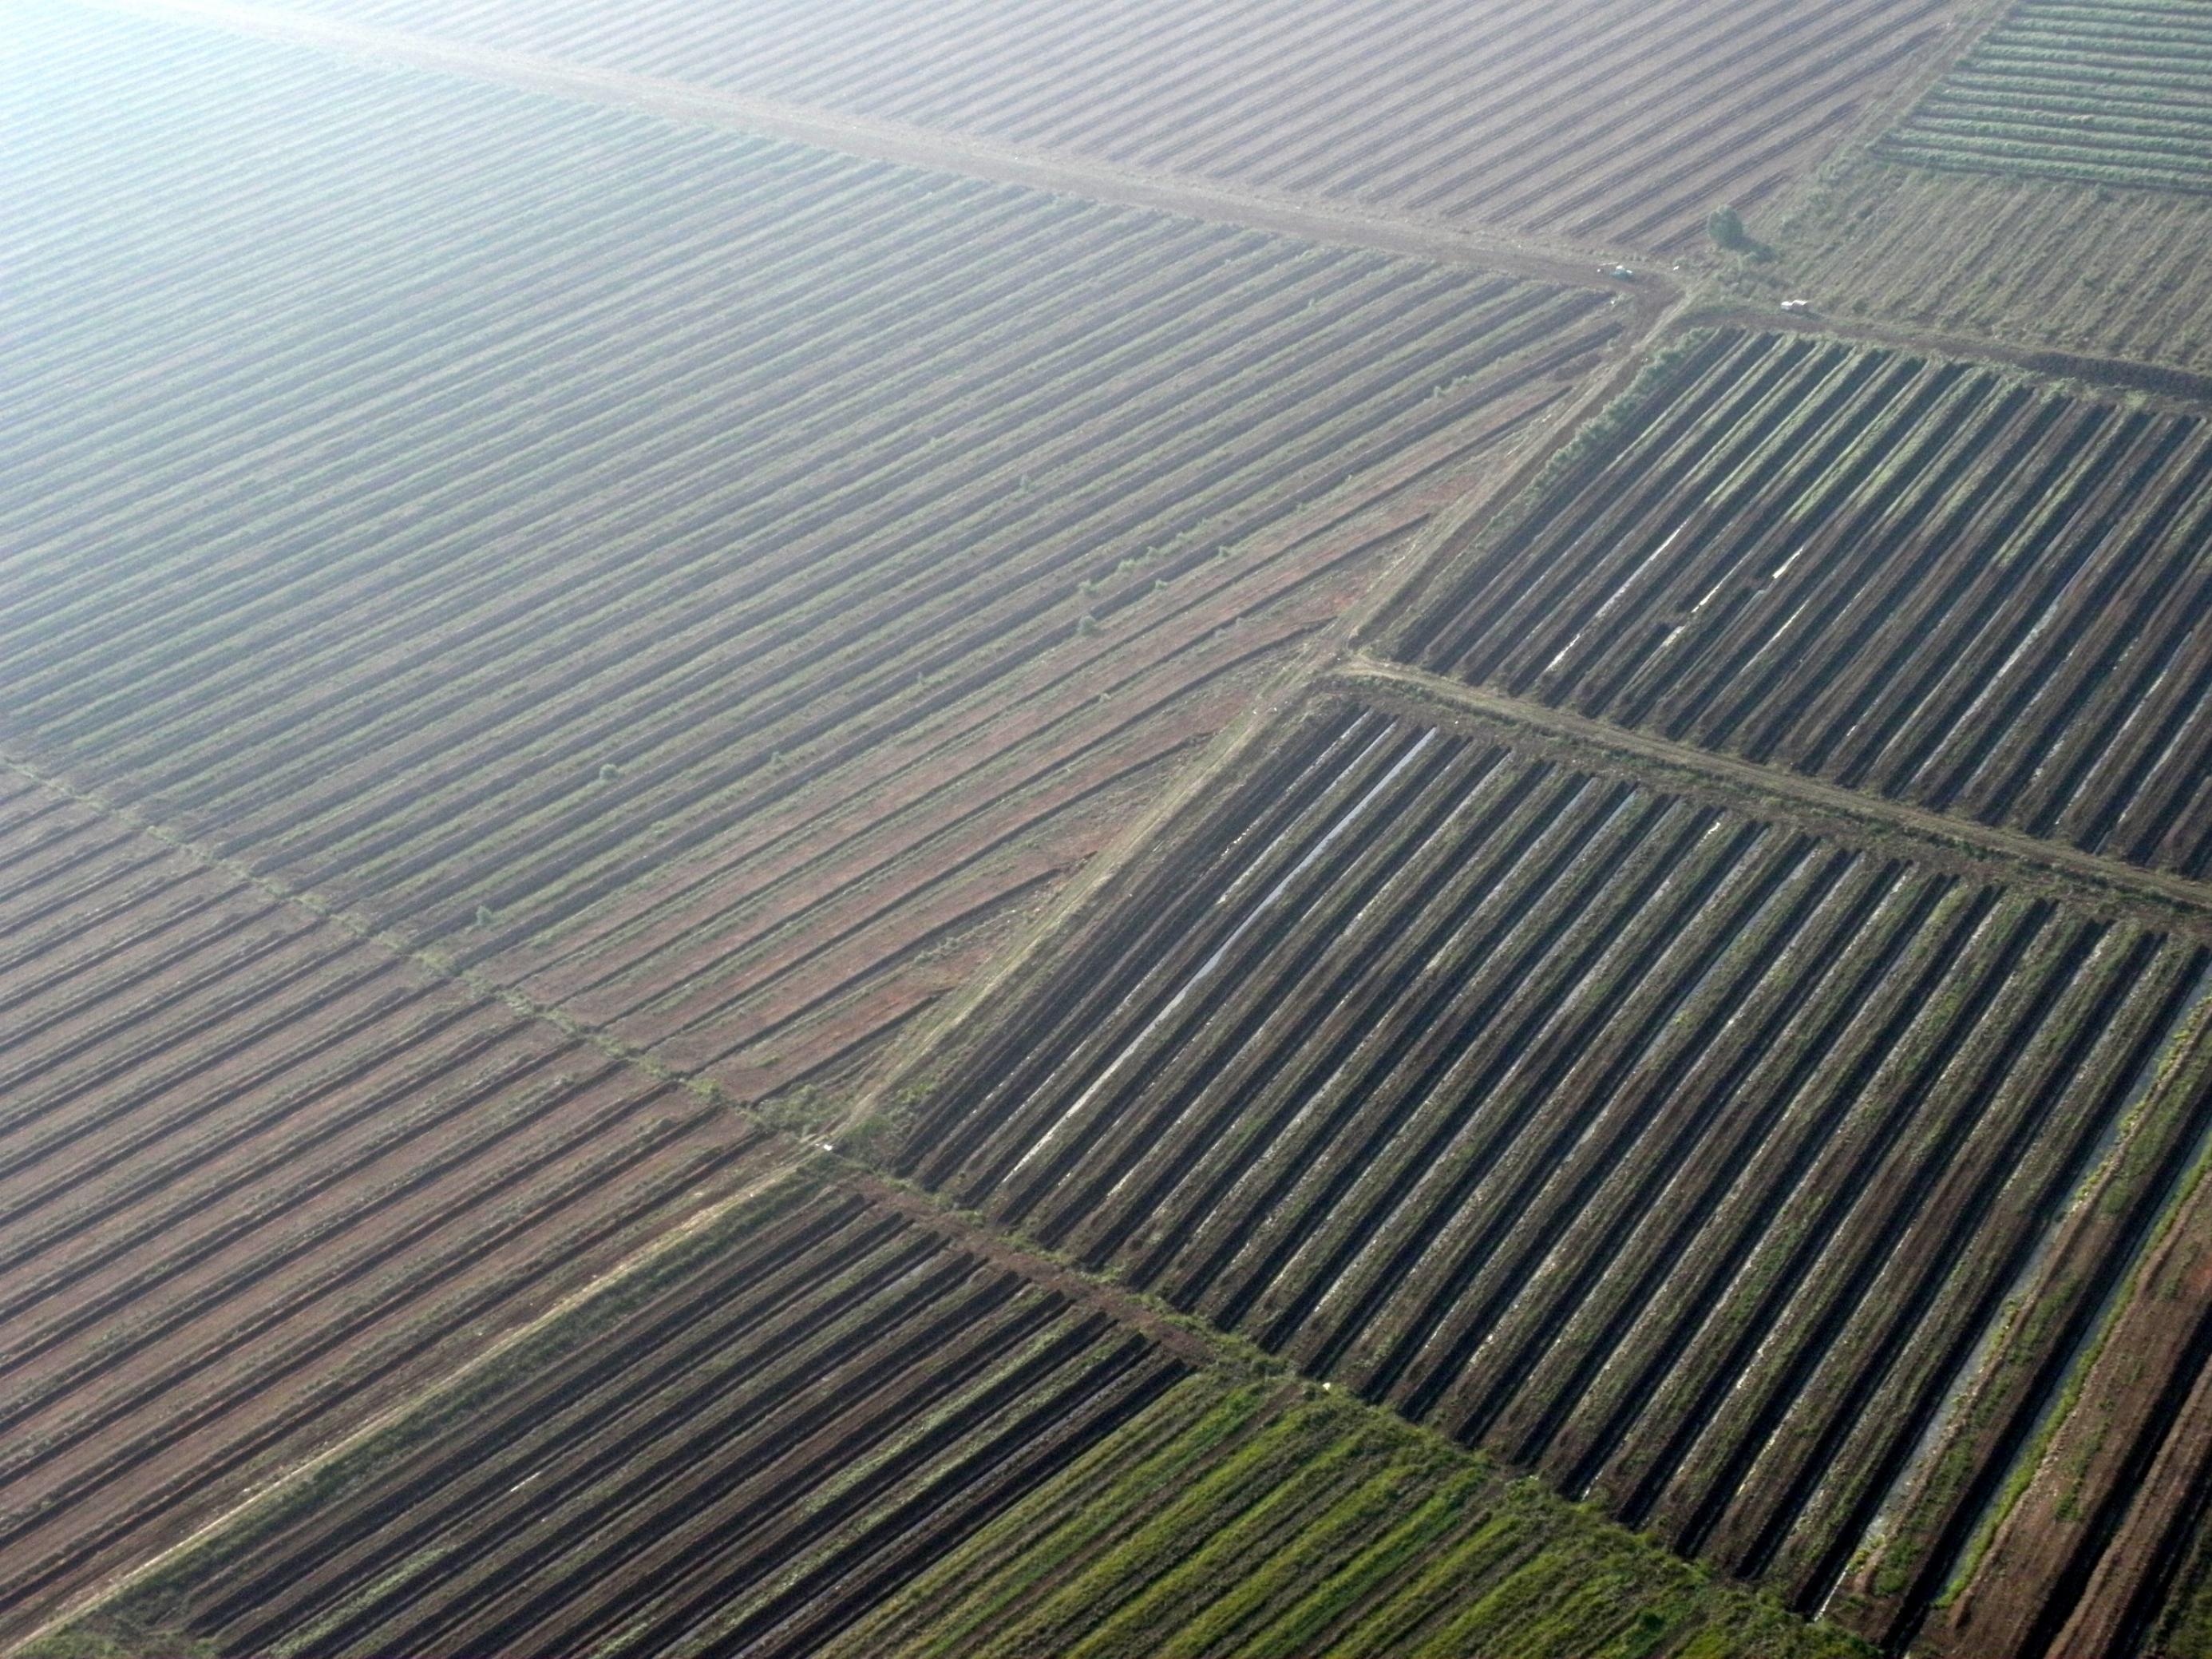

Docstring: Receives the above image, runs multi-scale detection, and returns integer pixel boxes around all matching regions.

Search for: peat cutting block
[1398,327,2212,881]
[892,698,2212,1648]
[55,1178,1188,1659]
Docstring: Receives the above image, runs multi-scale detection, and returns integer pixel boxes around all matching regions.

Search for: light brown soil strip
[1332,655,2212,944]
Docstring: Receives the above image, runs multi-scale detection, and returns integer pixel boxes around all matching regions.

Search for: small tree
[1708,204,1749,252]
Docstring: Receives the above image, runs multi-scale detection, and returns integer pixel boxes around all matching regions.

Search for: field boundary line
[841,1174,1227,1368]
[0,748,711,1093]
[1685,303,2212,414]
[0,746,1241,1317]
[1342,291,1696,651]
[0,742,1242,1637]
[1741,0,2020,276]
[1334,655,2212,944]
[58,0,1671,294]
[1763,0,2020,212]
[841,643,1327,1127]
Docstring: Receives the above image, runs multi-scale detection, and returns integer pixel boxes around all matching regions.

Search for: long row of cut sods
[241,0,1951,250]
[1396,326,2212,879]
[0,2,1620,1091]
[42,1175,1862,1659]
[1878,0,2212,192]
[894,700,2212,1637]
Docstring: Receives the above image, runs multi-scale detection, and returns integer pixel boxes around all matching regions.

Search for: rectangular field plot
[58,1180,1189,1659]
[239,0,1952,251]
[821,1376,1868,1659]
[1400,327,2212,879]
[896,703,2212,1622]
[0,4,1624,1101]
[1878,0,2212,193]
[1774,159,2212,374]
[0,764,774,1647]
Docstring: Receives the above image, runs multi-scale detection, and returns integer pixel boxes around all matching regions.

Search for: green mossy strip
[822,1376,1871,1659]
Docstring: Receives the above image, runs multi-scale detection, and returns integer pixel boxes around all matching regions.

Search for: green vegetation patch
[821,1376,1873,1659]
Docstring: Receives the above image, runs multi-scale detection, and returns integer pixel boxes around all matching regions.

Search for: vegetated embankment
[892,698,2212,1640]
[0,1,1625,1103]
[213,0,1952,251]
[821,1374,1872,1659]
[1396,327,2212,879]
[46,1178,1189,1659]
[0,762,778,1648]
[1878,0,2212,193]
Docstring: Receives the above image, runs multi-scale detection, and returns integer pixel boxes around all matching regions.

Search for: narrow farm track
[1338,656,2212,945]
[1401,327,2212,882]
[62,0,1662,294]
[0,2,1628,1103]
[1881,0,2212,192]
[119,1181,1190,1659]
[82,0,1960,254]
[896,700,2212,1623]
[0,763,779,1649]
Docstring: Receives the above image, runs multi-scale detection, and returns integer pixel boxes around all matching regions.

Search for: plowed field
[1767,160,2212,374]
[60,1180,1187,1659]
[1,3,1624,1102]
[827,1376,1871,1659]
[1880,0,2212,192]
[47,1187,1868,1659]
[0,762,775,1647]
